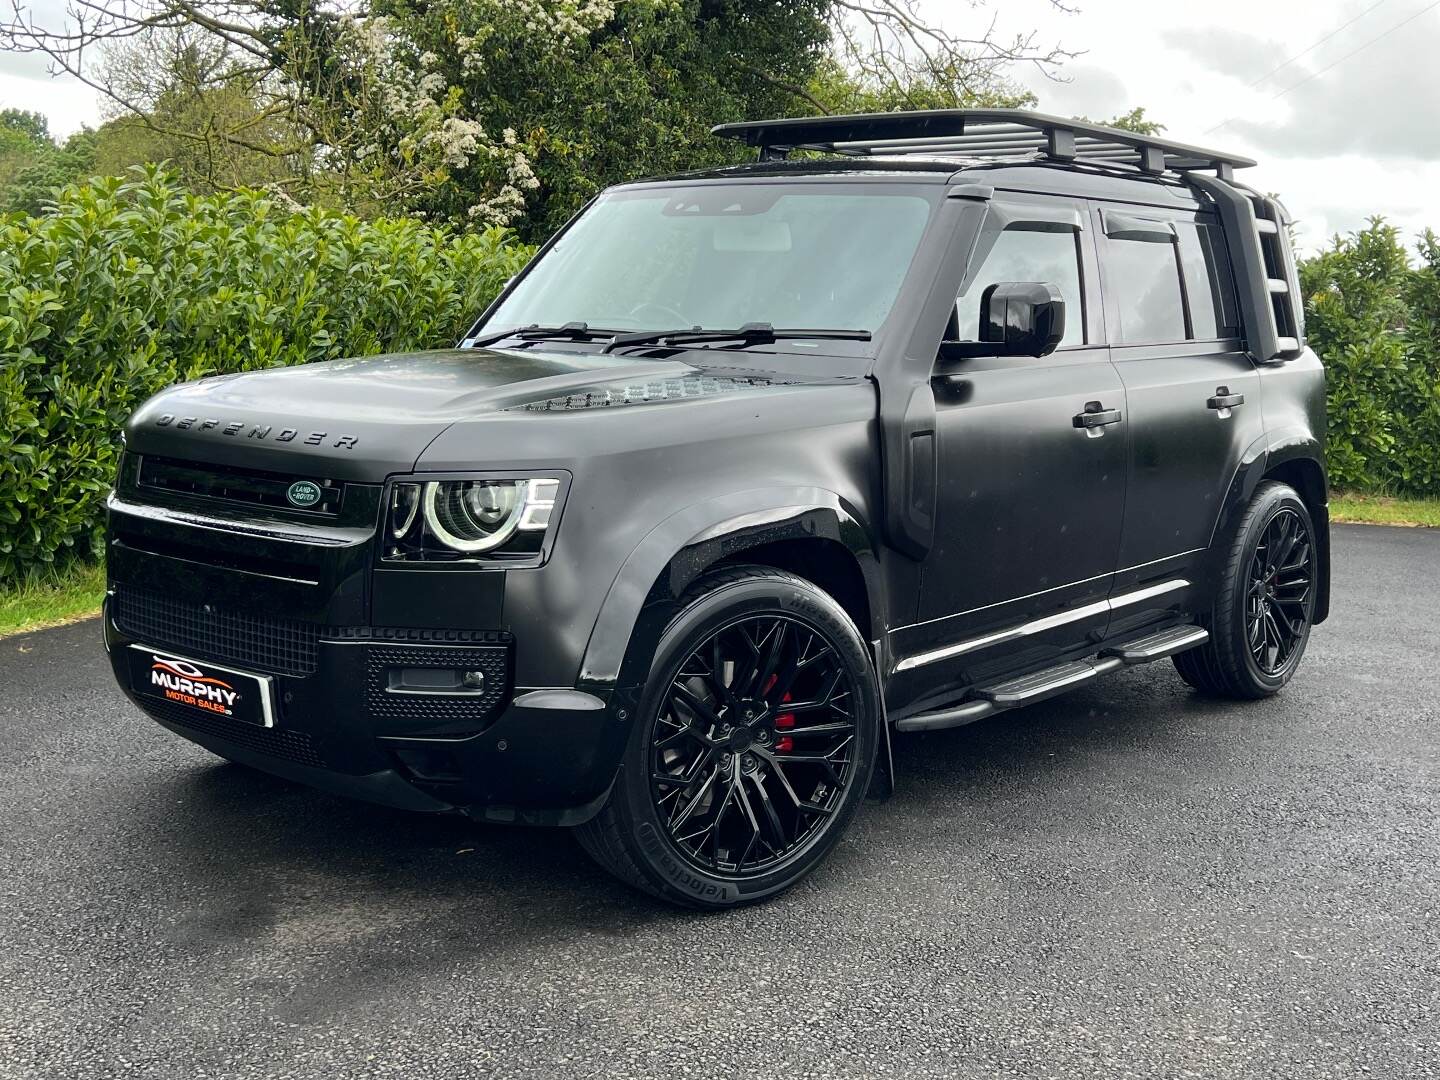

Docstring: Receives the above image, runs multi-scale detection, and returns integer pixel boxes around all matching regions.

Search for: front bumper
[104,589,623,826]
[103,452,632,824]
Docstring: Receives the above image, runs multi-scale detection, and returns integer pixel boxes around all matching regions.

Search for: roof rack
[711,109,1302,364]
[711,109,1255,181]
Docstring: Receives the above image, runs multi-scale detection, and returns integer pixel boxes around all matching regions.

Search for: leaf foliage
[0,168,533,578]
[1300,219,1440,496]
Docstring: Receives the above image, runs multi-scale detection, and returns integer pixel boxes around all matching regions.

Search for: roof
[615,158,1205,209]
[712,109,1255,182]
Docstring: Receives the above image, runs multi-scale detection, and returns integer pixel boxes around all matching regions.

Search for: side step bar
[894,625,1209,734]
[1100,624,1209,663]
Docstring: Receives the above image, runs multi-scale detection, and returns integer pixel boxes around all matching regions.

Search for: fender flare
[1258,425,1328,480]
[1256,427,1331,624]
[1206,425,1329,621]
[1208,430,1273,553]
[577,486,880,687]
[1209,425,1327,547]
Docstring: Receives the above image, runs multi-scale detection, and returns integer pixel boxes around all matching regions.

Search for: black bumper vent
[140,697,325,769]
[366,644,510,731]
[112,584,320,676]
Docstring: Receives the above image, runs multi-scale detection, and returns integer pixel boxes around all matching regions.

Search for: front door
[888,195,1128,704]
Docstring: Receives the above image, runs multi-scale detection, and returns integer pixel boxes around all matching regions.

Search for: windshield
[484,183,936,339]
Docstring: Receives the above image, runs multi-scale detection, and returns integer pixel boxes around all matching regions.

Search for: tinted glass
[1185,222,1240,338]
[486,185,935,337]
[956,227,1084,347]
[1107,236,1188,344]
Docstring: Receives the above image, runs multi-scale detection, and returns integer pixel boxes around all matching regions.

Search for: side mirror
[939,281,1066,363]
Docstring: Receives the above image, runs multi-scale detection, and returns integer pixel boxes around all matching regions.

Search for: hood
[123,348,844,482]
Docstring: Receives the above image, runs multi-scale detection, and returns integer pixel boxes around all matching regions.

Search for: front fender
[578,487,879,686]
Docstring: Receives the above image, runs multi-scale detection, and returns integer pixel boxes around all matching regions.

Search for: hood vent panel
[511,374,785,413]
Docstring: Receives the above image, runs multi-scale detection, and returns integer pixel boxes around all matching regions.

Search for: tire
[1174,480,1318,699]
[575,565,881,909]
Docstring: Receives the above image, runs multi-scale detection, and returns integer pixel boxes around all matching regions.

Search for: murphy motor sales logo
[150,654,240,717]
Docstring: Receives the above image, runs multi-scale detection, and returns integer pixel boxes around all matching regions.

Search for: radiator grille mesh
[112,584,320,676]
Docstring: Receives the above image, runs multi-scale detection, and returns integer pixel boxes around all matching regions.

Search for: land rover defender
[105,110,1329,908]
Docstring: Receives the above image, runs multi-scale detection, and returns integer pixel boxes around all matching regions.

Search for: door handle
[1073,402,1123,437]
[1208,387,1245,409]
[1207,386,1245,418]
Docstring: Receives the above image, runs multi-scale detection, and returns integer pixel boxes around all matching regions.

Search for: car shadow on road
[121,664,1236,952]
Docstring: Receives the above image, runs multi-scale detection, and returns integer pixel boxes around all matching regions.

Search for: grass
[0,561,107,639]
[1331,491,1440,528]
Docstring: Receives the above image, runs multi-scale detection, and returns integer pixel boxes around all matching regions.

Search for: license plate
[126,646,276,728]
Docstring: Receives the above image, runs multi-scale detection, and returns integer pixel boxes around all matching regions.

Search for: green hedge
[1301,220,1440,495]
[0,170,534,579]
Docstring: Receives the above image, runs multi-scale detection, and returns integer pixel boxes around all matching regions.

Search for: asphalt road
[2,524,1437,1080]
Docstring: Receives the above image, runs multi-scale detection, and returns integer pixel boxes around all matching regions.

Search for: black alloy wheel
[1246,506,1314,677]
[575,566,879,908]
[1174,480,1318,698]
[651,613,858,876]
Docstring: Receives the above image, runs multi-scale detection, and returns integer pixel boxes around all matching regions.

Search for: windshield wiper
[468,322,617,348]
[601,322,871,354]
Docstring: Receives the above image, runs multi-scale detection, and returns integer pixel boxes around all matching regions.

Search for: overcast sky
[978,0,1440,252]
[1,0,1435,253]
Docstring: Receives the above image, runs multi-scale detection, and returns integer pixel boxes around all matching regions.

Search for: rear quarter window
[1179,220,1240,339]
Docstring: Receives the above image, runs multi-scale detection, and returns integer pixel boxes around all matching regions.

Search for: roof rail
[711,109,1255,181]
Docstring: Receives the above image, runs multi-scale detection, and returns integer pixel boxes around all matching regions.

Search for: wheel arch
[1259,449,1330,625]
[1208,429,1330,625]
[577,488,882,694]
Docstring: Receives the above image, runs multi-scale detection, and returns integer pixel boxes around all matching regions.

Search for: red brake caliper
[763,674,795,752]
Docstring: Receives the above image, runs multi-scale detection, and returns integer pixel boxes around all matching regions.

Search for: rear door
[1095,204,1264,632]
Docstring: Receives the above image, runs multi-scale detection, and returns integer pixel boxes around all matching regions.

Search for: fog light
[386,667,490,695]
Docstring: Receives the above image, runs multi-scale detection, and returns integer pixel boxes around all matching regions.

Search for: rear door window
[1103,229,1188,344]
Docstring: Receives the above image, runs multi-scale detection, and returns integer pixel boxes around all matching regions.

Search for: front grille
[140,697,326,769]
[137,454,344,516]
[112,584,320,676]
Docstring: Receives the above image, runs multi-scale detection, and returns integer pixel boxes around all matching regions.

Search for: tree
[0,107,53,190]
[1080,107,1163,136]
[87,23,308,191]
[1299,219,1427,493]
[0,107,103,214]
[1,0,1080,236]
[0,107,49,142]
[818,0,1070,112]
[1,126,99,214]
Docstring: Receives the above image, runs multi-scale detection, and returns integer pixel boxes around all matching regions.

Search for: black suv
[105,110,1329,908]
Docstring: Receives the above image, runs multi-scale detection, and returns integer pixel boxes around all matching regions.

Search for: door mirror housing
[938,281,1066,363]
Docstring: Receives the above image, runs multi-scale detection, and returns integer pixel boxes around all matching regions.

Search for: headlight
[383,476,563,564]
[425,479,530,552]
[388,484,420,539]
